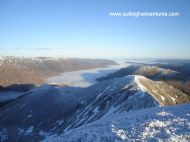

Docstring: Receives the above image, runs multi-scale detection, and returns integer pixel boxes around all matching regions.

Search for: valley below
[46,60,129,87]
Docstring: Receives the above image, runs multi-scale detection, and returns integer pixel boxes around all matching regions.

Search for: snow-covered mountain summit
[135,75,189,105]
[0,75,189,142]
[55,103,190,142]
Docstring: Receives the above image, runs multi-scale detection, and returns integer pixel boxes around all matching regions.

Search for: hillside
[97,64,180,81]
[0,56,116,86]
[56,103,190,142]
[0,75,189,142]
[136,75,189,105]
[97,64,190,96]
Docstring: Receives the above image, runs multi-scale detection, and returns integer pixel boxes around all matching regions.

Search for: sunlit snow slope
[42,103,190,142]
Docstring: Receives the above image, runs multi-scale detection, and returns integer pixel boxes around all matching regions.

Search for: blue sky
[0,0,190,59]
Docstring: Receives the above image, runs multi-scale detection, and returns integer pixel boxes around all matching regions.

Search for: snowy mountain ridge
[0,75,189,142]
[2,103,189,142]
[41,103,190,142]
[135,75,189,106]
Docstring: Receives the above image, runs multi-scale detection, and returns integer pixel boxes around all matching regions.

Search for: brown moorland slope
[136,75,190,105]
[0,57,117,86]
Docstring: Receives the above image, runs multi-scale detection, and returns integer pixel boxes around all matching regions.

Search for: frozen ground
[41,103,190,142]
[47,60,129,87]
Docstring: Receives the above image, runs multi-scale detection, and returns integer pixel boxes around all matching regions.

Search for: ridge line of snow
[134,75,164,106]
[134,75,146,92]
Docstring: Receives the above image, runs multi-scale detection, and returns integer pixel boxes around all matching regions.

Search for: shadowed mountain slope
[0,75,189,142]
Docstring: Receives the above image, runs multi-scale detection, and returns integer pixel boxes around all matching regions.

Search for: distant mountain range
[0,75,189,141]
[0,56,116,86]
[97,64,190,96]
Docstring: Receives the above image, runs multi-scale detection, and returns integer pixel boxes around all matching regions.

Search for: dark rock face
[0,84,36,108]
[5,84,36,92]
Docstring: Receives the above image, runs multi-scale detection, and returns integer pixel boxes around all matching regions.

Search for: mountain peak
[134,75,190,106]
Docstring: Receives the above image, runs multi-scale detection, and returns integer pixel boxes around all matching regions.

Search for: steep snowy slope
[0,75,189,142]
[49,103,190,142]
[64,76,159,131]
[65,75,189,131]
